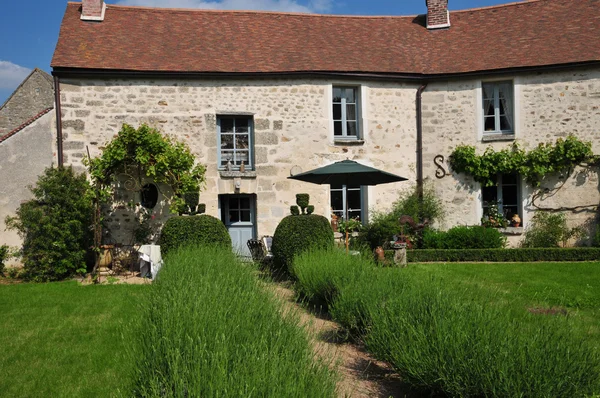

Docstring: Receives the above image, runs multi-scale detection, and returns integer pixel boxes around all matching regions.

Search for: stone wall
[58,78,419,243]
[0,112,56,254]
[0,69,54,136]
[422,67,600,245]
[57,67,600,246]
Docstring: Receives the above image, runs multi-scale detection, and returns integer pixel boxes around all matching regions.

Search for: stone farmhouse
[35,0,600,253]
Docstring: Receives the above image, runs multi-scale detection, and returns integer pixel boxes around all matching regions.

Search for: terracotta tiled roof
[0,108,53,144]
[51,0,600,76]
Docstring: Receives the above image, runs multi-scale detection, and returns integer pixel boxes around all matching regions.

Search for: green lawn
[0,281,147,397]
[410,262,600,345]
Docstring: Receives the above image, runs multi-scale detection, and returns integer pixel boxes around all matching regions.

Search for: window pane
[500,115,511,131]
[333,104,342,120]
[503,206,518,218]
[235,135,249,149]
[484,117,496,131]
[333,87,342,103]
[348,210,361,220]
[229,197,239,209]
[482,185,497,205]
[502,185,518,206]
[235,151,249,165]
[220,151,233,166]
[220,118,234,133]
[240,197,250,210]
[229,210,240,223]
[346,104,356,121]
[236,118,249,131]
[346,189,362,215]
[334,121,343,136]
[483,99,494,117]
[343,88,355,103]
[503,174,517,185]
[221,134,234,149]
[240,210,251,222]
[330,190,344,213]
[346,122,357,137]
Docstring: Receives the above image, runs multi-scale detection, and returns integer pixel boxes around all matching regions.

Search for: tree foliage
[5,167,94,281]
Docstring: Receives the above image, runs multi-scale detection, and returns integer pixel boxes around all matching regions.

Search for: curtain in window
[498,82,513,131]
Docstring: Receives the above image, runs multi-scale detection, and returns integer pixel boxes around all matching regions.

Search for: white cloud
[0,61,31,90]
[115,0,332,13]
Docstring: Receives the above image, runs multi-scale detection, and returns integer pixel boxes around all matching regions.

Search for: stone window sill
[482,133,516,142]
[219,170,257,179]
[497,227,524,235]
[333,139,365,146]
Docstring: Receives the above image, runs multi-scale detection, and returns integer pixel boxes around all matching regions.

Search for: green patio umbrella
[288,159,408,253]
[288,159,408,186]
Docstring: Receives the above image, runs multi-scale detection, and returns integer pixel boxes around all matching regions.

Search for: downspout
[53,75,64,167]
[416,83,428,214]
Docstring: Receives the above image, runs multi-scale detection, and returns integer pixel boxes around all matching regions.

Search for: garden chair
[247,237,273,267]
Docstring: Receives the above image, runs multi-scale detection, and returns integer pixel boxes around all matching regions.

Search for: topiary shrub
[5,166,94,281]
[272,214,334,272]
[159,214,231,256]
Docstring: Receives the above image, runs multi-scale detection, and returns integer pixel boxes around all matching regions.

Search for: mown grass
[127,245,337,397]
[291,250,600,397]
[0,281,147,397]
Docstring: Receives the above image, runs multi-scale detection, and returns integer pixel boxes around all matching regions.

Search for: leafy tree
[6,167,94,281]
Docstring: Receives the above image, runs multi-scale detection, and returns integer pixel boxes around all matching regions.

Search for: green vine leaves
[84,124,207,214]
[449,135,596,188]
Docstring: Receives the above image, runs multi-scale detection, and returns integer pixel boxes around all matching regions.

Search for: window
[333,86,359,139]
[218,116,253,170]
[482,81,514,134]
[330,184,368,222]
[482,173,521,221]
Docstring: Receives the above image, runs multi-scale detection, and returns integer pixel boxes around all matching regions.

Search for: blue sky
[0,0,515,104]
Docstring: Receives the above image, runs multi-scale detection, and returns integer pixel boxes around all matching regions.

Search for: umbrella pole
[345,231,349,254]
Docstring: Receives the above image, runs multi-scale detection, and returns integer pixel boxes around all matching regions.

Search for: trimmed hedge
[272,214,333,272]
[388,248,600,263]
[158,215,231,256]
[423,226,506,249]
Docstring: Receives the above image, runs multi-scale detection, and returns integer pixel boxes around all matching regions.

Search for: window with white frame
[332,86,360,139]
[482,173,521,221]
[218,116,253,170]
[482,81,514,134]
[330,184,367,222]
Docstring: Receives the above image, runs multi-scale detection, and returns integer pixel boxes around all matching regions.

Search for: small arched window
[140,183,159,209]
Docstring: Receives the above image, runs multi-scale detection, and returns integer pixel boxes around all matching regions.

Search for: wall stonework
[422,68,600,245]
[0,113,56,255]
[0,69,54,136]
[59,78,419,243]
[57,67,600,246]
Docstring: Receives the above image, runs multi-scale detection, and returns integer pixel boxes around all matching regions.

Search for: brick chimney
[426,0,450,29]
[81,0,106,21]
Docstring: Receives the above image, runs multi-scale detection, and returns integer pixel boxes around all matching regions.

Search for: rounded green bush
[159,214,231,255]
[272,214,334,272]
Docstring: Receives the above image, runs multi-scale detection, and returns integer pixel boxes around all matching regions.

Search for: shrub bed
[158,214,231,256]
[129,245,337,397]
[398,247,600,263]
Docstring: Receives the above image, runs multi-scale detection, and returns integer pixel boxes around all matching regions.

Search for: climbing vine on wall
[85,123,207,214]
[449,135,597,188]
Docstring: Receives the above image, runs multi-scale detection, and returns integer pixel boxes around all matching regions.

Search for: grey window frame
[332,86,360,139]
[330,184,368,223]
[217,115,254,171]
[482,81,514,135]
[482,173,522,220]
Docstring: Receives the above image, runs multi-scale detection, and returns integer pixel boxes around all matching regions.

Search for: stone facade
[56,66,600,246]
[0,112,56,254]
[0,69,54,136]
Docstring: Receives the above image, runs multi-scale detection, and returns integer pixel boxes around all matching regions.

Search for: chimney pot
[426,0,450,29]
[81,0,106,21]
